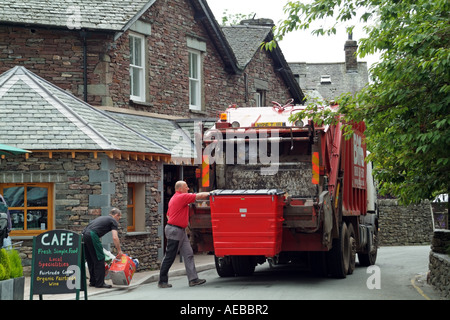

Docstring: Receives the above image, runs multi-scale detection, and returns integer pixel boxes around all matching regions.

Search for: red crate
[210,189,285,257]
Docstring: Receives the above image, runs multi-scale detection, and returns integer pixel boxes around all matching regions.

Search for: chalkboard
[30,229,87,300]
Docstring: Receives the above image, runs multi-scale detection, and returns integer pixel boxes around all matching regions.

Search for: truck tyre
[347,223,356,275]
[214,255,234,277]
[231,256,256,276]
[358,227,378,266]
[327,223,350,278]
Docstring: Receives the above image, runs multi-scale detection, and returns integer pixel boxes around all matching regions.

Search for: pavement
[26,253,216,300]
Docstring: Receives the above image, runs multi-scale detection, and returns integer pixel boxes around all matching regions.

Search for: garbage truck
[189,101,378,278]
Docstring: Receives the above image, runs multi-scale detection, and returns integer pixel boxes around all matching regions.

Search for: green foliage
[0,265,5,281]
[8,249,23,278]
[0,249,23,280]
[0,248,11,280]
[274,0,450,205]
[219,9,256,26]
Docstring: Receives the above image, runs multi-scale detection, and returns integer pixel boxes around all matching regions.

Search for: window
[127,183,135,232]
[126,182,145,233]
[320,75,331,84]
[130,33,145,102]
[255,90,266,107]
[0,183,53,236]
[189,49,202,110]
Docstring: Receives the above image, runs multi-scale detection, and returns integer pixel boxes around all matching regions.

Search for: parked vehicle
[190,101,378,278]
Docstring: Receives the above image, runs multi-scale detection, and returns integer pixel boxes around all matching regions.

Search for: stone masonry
[378,199,434,246]
[429,229,450,299]
[0,152,163,273]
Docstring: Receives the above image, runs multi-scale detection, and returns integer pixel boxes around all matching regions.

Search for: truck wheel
[347,223,356,275]
[327,223,350,278]
[231,256,256,276]
[214,255,234,277]
[358,232,378,266]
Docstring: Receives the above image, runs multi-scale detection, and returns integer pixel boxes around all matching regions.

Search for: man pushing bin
[82,208,123,288]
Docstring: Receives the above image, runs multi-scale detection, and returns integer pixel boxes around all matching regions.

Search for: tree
[219,9,256,26]
[266,0,450,206]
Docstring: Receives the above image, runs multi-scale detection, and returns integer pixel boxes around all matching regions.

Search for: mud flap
[319,191,333,248]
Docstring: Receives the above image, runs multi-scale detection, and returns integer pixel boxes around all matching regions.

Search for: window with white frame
[320,75,331,84]
[189,49,202,110]
[129,33,145,102]
[255,90,266,107]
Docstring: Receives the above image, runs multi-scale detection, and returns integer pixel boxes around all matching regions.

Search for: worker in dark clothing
[82,208,123,288]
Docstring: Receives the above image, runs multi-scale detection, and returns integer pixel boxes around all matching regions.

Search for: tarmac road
[90,245,445,301]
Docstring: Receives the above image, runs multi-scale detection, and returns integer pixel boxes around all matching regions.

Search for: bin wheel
[214,255,234,277]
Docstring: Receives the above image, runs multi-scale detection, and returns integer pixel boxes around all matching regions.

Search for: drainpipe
[80,30,88,102]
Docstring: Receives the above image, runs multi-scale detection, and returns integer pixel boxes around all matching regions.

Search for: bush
[0,248,11,280]
[8,249,23,278]
[0,264,6,281]
[0,248,23,280]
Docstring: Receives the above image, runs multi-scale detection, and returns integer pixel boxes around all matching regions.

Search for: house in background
[221,18,303,107]
[289,35,369,103]
[0,0,303,271]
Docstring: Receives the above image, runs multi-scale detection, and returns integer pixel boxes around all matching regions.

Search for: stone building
[289,34,368,103]
[0,0,303,271]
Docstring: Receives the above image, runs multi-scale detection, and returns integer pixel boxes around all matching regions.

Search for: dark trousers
[159,224,198,284]
[83,232,106,287]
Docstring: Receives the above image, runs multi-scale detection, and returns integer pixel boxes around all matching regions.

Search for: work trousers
[159,224,198,284]
[83,231,106,287]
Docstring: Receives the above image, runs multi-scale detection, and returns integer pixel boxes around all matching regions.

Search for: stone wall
[0,152,164,273]
[378,199,434,246]
[429,229,450,299]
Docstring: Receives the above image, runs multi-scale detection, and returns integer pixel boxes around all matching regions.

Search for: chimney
[240,18,275,27]
[344,33,358,72]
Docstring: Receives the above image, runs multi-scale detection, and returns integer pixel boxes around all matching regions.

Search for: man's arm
[111,229,123,257]
[195,192,210,200]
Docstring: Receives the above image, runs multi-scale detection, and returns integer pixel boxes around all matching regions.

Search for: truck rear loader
[189,101,378,278]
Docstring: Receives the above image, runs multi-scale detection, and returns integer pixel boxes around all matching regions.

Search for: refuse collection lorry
[189,101,378,278]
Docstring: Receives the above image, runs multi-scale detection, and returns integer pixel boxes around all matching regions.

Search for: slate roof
[0,0,154,32]
[105,111,200,160]
[222,24,273,69]
[0,66,170,155]
[222,21,305,104]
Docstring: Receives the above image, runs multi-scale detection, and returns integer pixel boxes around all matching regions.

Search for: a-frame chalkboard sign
[30,229,87,300]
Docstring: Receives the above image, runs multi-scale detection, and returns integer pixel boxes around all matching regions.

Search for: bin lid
[210,189,285,196]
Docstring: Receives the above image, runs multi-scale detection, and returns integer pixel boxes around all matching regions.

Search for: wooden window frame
[127,183,136,232]
[0,182,54,236]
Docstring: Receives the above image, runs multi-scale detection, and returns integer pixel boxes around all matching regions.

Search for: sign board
[30,229,87,300]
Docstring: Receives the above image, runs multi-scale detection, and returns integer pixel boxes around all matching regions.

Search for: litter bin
[210,189,285,257]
